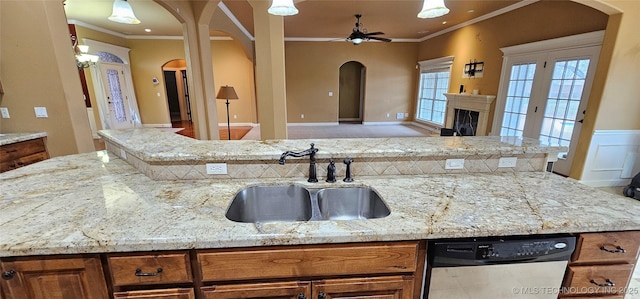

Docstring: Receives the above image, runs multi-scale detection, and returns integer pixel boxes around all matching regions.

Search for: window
[416,57,453,126]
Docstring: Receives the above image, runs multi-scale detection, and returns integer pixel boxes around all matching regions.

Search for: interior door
[99,63,133,129]
[497,46,600,176]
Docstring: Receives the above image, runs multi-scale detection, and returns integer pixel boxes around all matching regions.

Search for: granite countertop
[1,150,639,257]
[0,132,47,146]
[98,129,566,162]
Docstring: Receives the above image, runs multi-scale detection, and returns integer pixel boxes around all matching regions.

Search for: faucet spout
[278,143,319,182]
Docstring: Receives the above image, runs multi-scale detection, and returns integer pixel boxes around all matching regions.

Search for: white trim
[501,31,605,56]
[217,2,254,41]
[578,179,633,188]
[287,122,339,126]
[142,123,173,128]
[419,0,538,42]
[217,122,258,127]
[593,130,640,135]
[68,19,127,39]
[362,121,408,125]
[418,56,455,71]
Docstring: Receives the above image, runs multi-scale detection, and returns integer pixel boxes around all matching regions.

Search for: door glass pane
[539,58,591,149]
[500,63,536,137]
[106,69,127,123]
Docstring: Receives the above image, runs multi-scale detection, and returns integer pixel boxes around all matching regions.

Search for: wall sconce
[71,35,99,69]
[464,60,484,78]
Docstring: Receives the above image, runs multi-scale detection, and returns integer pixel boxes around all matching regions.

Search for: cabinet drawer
[563,264,634,296]
[107,252,192,286]
[573,231,640,264]
[114,288,195,299]
[0,138,47,163]
[198,241,419,282]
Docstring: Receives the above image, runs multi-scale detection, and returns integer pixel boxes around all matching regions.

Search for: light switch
[34,107,48,118]
[328,91,334,96]
[0,107,9,118]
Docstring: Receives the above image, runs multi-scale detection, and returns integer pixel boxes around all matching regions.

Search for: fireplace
[453,109,480,136]
[444,93,496,136]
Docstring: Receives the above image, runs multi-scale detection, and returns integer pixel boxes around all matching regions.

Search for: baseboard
[287,122,339,126]
[217,123,258,127]
[362,121,408,125]
[578,179,631,188]
[410,121,441,133]
[142,123,172,128]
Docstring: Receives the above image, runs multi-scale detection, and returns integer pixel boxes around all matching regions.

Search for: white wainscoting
[579,130,640,187]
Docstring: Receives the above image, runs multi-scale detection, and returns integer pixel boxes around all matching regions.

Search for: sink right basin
[317,187,391,220]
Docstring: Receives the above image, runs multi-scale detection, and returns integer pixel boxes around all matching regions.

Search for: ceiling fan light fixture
[108,0,141,24]
[268,0,299,16]
[417,0,450,19]
[351,38,364,45]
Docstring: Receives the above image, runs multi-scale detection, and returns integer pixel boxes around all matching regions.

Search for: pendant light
[417,0,450,19]
[268,0,299,16]
[108,0,141,24]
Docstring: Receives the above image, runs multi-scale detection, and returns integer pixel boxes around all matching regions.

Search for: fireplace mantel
[444,93,496,136]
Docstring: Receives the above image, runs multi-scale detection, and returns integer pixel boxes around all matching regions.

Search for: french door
[496,44,601,176]
[99,63,133,129]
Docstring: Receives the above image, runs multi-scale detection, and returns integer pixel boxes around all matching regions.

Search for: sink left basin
[225,185,312,223]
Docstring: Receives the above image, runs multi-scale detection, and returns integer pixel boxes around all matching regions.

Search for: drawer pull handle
[600,245,626,253]
[5,149,18,153]
[135,267,163,276]
[590,278,615,287]
[297,293,306,299]
[2,269,16,280]
[318,291,326,299]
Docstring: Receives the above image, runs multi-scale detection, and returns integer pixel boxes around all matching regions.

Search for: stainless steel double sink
[225,185,391,223]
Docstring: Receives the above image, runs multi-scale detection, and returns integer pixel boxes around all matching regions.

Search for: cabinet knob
[600,245,625,253]
[297,293,306,299]
[2,269,16,280]
[318,291,327,299]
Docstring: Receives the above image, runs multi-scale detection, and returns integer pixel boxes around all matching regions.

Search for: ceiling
[64,0,525,41]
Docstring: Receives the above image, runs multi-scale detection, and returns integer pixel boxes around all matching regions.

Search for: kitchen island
[1,129,639,299]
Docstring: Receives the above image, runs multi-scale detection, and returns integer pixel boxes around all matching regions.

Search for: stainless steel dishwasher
[425,235,576,299]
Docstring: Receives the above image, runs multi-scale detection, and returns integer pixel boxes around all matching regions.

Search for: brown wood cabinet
[0,138,49,173]
[107,252,193,287]
[114,288,195,299]
[561,231,640,298]
[201,281,311,299]
[0,255,108,299]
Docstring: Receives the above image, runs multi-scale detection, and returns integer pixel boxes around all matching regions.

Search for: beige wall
[285,42,419,123]
[418,1,608,97]
[0,1,94,157]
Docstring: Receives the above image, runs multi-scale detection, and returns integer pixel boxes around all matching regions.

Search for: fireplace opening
[453,109,479,136]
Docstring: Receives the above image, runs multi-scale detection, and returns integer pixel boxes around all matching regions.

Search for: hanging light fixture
[108,0,141,24]
[268,0,299,16]
[417,0,450,19]
[71,35,99,69]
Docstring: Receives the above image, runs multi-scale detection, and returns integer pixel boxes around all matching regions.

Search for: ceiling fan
[346,14,392,45]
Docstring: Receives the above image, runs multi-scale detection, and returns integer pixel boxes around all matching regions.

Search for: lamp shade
[109,0,141,24]
[216,86,239,100]
[417,0,450,19]
[268,0,299,16]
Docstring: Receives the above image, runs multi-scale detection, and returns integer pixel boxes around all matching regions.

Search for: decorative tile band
[106,141,550,181]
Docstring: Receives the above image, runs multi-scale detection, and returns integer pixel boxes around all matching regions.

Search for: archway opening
[339,61,366,123]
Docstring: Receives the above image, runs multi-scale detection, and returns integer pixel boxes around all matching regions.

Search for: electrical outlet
[328,91,333,96]
[34,107,48,118]
[396,113,404,119]
[119,149,127,159]
[498,157,518,168]
[386,113,390,118]
[233,114,237,119]
[0,107,10,118]
[206,163,228,175]
[301,114,305,119]
[404,112,409,118]
[445,159,465,170]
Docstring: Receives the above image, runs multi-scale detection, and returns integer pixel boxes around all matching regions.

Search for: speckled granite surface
[1,151,638,257]
[0,132,47,146]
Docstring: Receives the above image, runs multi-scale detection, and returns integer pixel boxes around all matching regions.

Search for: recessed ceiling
[65,0,524,40]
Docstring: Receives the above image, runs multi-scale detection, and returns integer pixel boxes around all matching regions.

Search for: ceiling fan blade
[365,32,385,36]
[368,36,392,42]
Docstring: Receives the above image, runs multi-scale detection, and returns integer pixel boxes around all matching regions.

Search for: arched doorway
[339,61,366,123]
[162,59,193,137]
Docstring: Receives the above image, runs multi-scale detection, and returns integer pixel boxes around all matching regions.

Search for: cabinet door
[312,276,414,299]
[201,281,311,299]
[0,255,108,299]
[114,288,194,299]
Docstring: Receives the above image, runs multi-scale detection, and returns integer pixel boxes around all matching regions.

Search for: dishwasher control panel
[430,235,576,266]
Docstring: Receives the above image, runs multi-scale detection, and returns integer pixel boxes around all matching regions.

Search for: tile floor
[241,123,434,140]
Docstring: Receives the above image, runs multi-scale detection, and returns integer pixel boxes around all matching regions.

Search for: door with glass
[496,46,600,176]
[99,63,133,129]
